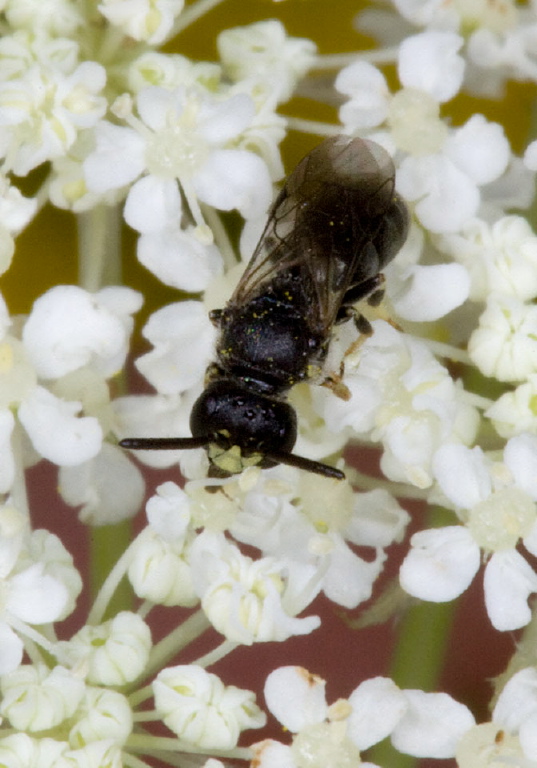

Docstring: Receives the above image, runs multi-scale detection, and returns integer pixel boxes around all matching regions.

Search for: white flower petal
[0,409,15,493]
[0,622,23,675]
[390,263,470,321]
[432,444,492,508]
[348,677,407,750]
[84,121,145,193]
[264,667,327,732]
[0,664,85,732]
[504,433,537,501]
[524,140,537,171]
[347,489,410,549]
[99,0,183,44]
[323,540,386,609]
[59,442,145,525]
[493,668,537,732]
[128,526,197,607]
[7,564,68,624]
[400,526,480,601]
[198,93,255,144]
[335,61,389,130]
[26,529,82,621]
[19,386,102,466]
[194,149,272,218]
[398,32,465,102]
[153,665,265,749]
[146,481,191,539]
[483,550,537,631]
[251,741,295,768]
[68,611,151,686]
[113,392,189,469]
[189,532,320,643]
[520,712,537,761]
[124,175,181,233]
[397,154,479,233]
[69,687,132,746]
[136,301,215,394]
[137,226,222,293]
[23,285,138,379]
[445,115,510,186]
[391,690,475,758]
[217,20,316,102]
[136,86,176,131]
[469,295,537,382]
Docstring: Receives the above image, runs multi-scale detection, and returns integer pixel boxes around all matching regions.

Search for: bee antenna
[119,436,210,451]
[266,450,345,480]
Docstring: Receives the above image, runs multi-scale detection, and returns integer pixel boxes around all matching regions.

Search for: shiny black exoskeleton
[120,135,409,480]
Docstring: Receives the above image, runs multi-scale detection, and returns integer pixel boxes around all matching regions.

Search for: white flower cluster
[2,0,537,765]
[256,666,475,765]
[256,664,537,767]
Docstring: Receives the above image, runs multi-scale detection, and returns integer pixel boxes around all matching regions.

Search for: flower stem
[193,638,239,668]
[312,47,399,69]
[123,753,154,768]
[345,466,429,500]
[286,117,340,137]
[203,205,237,271]
[76,204,133,611]
[143,609,211,679]
[87,541,135,625]
[77,204,122,292]
[10,427,30,520]
[127,732,252,760]
[415,336,473,365]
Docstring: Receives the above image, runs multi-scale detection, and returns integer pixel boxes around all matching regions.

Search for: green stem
[76,204,132,611]
[417,336,473,365]
[345,466,430,500]
[77,204,122,292]
[202,205,238,273]
[312,47,400,70]
[87,541,135,625]
[193,638,238,667]
[285,117,340,137]
[10,426,30,520]
[143,610,211,680]
[123,754,154,768]
[127,732,252,760]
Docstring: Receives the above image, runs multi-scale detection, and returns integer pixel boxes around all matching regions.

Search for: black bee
[120,135,409,480]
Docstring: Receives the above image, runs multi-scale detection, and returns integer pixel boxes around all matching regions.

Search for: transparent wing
[230,135,399,335]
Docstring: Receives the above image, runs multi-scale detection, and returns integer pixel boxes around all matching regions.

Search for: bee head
[190,378,297,476]
[120,376,344,481]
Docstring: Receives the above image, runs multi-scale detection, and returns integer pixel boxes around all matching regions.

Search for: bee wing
[231,135,399,335]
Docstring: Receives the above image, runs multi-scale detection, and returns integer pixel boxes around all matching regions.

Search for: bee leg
[208,309,223,327]
[323,273,392,400]
[337,305,374,336]
[322,307,374,401]
[354,312,373,336]
[367,286,385,307]
[321,372,352,401]
[336,273,386,310]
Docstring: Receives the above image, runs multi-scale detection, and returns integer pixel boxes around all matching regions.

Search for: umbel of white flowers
[1,0,537,766]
